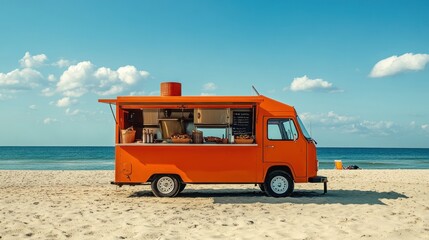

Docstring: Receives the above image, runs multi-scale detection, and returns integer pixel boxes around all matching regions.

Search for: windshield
[297,116,311,140]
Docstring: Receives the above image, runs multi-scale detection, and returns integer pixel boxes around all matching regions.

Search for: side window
[267,118,298,141]
[268,121,282,140]
[282,119,298,140]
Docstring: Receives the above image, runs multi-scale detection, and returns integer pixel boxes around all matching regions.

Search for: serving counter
[116,143,258,147]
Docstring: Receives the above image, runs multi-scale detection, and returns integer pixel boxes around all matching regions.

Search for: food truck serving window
[267,119,298,141]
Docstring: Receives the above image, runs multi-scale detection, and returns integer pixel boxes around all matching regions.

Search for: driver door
[263,117,307,179]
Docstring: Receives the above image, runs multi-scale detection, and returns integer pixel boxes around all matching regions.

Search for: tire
[151,175,181,197]
[263,170,294,198]
[258,184,265,192]
[179,183,187,193]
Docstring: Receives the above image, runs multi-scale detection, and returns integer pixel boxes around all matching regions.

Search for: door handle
[265,145,275,148]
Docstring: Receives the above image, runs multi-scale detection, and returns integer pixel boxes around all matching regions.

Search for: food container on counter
[120,127,136,143]
[234,135,254,144]
[192,130,203,144]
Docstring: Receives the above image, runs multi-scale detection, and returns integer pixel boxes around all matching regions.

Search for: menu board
[232,111,253,135]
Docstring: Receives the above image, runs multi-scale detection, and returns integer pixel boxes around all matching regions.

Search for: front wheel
[151,175,181,197]
[263,170,294,198]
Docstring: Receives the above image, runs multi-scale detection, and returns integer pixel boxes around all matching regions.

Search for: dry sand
[0,170,428,240]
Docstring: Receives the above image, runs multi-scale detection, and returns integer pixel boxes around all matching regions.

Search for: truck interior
[120,106,257,144]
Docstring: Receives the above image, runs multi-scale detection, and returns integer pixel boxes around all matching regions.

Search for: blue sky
[1,0,428,147]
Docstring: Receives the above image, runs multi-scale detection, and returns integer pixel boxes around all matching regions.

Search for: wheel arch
[148,173,184,183]
[264,165,295,182]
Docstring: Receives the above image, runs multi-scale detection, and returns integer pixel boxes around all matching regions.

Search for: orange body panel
[100,95,320,185]
[115,144,261,183]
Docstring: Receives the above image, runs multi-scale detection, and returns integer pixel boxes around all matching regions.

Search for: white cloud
[326,111,354,123]
[55,61,150,98]
[5,53,151,100]
[407,121,429,135]
[149,90,160,96]
[54,59,71,68]
[0,68,42,89]
[94,66,150,96]
[41,87,55,97]
[95,67,118,87]
[129,90,146,96]
[43,118,58,124]
[96,85,124,96]
[56,97,76,107]
[139,70,150,79]
[127,90,158,96]
[300,111,355,125]
[0,93,12,100]
[66,108,80,116]
[350,120,396,136]
[203,82,217,91]
[29,105,37,110]
[62,88,88,98]
[19,52,48,68]
[200,92,216,96]
[370,53,429,78]
[288,75,335,92]
[300,111,396,136]
[0,53,47,98]
[360,120,394,130]
[56,61,93,97]
[117,65,149,85]
[48,74,56,82]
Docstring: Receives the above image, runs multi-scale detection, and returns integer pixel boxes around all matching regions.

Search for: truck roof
[99,95,295,113]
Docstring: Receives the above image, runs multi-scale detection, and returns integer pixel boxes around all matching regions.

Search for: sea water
[0,146,114,170]
[318,147,429,169]
[0,146,428,170]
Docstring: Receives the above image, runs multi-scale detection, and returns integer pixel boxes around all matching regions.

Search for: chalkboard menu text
[232,111,253,135]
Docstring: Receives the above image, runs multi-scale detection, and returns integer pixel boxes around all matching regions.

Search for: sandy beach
[0,170,428,240]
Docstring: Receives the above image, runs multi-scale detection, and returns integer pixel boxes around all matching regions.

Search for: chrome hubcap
[157,177,175,194]
[271,176,288,194]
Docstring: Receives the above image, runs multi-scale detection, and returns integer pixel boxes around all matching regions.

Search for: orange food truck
[99,82,327,198]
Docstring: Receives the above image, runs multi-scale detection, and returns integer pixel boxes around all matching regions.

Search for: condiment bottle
[149,130,154,143]
[143,129,147,143]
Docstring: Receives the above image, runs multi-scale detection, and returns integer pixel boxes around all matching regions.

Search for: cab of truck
[258,97,326,197]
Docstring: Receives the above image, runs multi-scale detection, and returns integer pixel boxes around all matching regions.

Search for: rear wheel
[151,175,181,197]
[263,170,294,198]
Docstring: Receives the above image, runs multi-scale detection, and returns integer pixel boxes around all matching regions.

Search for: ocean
[0,146,428,170]
[0,147,114,170]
